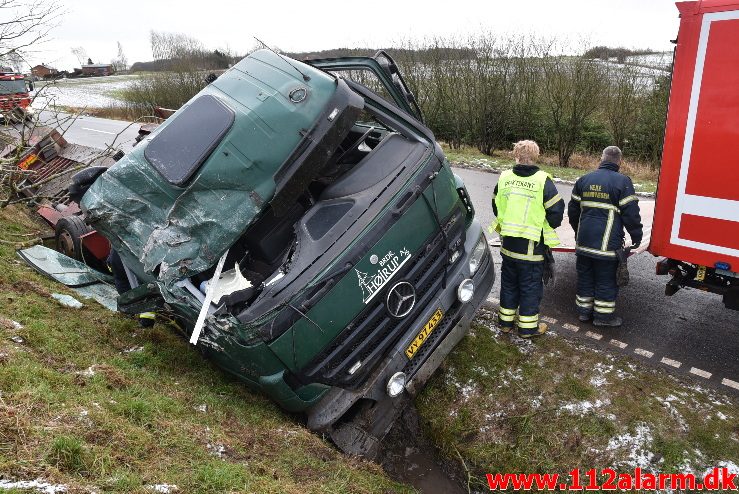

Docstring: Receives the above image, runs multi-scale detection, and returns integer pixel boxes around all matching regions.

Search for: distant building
[31,64,58,79]
[81,63,115,76]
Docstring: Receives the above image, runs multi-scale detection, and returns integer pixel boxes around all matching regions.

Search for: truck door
[306,50,424,123]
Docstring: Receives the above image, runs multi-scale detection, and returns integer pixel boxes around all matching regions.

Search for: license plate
[405,308,444,360]
[696,265,706,281]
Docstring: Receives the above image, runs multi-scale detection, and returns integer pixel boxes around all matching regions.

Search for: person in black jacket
[567,146,642,327]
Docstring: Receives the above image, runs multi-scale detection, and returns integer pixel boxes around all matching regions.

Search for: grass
[0,205,412,493]
[415,309,739,491]
[442,143,660,193]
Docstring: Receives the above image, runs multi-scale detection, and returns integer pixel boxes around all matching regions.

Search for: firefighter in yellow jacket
[491,140,565,337]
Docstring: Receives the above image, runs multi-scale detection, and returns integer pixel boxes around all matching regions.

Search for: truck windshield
[0,79,26,95]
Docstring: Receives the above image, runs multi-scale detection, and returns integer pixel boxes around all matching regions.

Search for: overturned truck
[80,50,495,457]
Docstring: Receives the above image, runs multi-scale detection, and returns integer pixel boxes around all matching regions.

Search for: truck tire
[55,216,93,262]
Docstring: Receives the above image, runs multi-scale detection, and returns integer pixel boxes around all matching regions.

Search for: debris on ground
[0,317,23,330]
[51,293,84,308]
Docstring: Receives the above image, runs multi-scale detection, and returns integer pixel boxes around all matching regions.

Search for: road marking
[634,348,654,358]
[660,357,682,369]
[722,378,739,390]
[81,127,115,135]
[689,367,712,379]
[562,323,579,332]
[585,331,603,341]
[610,339,628,349]
[541,316,558,324]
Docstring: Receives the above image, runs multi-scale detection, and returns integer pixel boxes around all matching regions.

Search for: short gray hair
[602,146,622,164]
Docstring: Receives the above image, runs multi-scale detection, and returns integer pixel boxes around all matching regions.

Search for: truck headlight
[457,278,474,303]
[469,235,487,276]
[386,372,407,397]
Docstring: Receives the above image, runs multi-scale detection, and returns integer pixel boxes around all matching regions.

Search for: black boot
[593,316,622,327]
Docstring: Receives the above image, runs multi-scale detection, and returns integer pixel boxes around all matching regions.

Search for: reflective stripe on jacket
[491,165,564,262]
[567,162,643,259]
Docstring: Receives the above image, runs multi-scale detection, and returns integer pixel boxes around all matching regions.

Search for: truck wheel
[55,216,93,262]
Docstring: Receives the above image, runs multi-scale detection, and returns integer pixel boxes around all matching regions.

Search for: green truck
[80,50,495,457]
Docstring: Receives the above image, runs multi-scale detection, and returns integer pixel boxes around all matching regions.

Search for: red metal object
[36,203,80,227]
[37,204,109,262]
[80,231,111,261]
[648,0,739,272]
[0,69,32,114]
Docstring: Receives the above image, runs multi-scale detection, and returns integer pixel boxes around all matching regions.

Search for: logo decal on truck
[356,247,412,303]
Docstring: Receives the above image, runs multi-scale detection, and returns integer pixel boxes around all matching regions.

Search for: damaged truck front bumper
[305,220,494,457]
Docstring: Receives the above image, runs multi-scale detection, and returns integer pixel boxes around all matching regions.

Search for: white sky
[28,0,681,71]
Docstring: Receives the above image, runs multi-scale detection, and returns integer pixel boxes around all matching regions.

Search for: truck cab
[80,49,495,457]
[0,68,34,121]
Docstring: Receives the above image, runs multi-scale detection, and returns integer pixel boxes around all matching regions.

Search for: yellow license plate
[405,308,444,360]
[696,265,706,281]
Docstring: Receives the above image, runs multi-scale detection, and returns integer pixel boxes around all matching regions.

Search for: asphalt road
[454,167,739,395]
[36,110,142,152]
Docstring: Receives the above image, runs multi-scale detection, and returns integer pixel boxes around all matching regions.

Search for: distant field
[31,74,140,109]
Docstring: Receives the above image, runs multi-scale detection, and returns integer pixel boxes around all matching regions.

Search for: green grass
[415,310,739,491]
[442,143,660,193]
[0,205,412,493]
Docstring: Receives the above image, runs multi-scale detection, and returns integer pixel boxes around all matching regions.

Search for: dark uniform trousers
[498,257,544,331]
[575,255,618,321]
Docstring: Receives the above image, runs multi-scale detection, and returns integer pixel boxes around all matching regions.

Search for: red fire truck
[0,67,34,121]
[649,0,739,310]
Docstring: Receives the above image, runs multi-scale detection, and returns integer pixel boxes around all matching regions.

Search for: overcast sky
[28,0,681,71]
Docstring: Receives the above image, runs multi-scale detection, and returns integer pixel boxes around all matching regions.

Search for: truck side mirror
[27,81,34,92]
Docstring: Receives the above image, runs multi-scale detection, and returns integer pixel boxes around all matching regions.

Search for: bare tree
[1,49,24,72]
[604,64,646,149]
[541,50,607,166]
[70,46,87,67]
[150,30,204,63]
[111,41,128,72]
[0,0,61,60]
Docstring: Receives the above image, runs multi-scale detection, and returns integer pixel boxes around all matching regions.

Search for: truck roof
[81,50,363,283]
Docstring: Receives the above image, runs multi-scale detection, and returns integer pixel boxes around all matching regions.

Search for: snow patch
[207,443,226,458]
[531,394,543,410]
[473,366,490,377]
[31,76,136,110]
[660,398,689,431]
[704,461,739,477]
[589,375,607,387]
[458,383,476,401]
[81,365,96,377]
[147,485,178,493]
[0,479,67,493]
[606,423,655,470]
[561,399,610,416]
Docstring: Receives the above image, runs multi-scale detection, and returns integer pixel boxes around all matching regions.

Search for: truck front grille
[298,208,464,389]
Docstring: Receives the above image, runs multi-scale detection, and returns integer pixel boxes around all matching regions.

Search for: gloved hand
[542,246,555,285]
